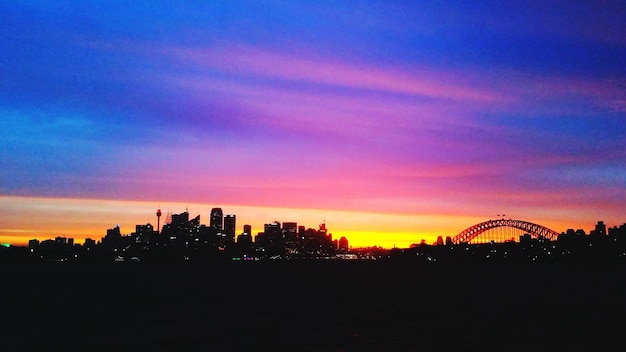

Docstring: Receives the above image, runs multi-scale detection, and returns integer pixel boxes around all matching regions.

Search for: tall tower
[338,236,349,252]
[156,209,162,234]
[210,208,223,230]
[224,214,236,243]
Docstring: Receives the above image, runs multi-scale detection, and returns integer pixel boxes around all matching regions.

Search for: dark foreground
[2,260,626,351]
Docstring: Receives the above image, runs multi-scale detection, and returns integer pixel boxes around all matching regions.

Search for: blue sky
[1,1,625,246]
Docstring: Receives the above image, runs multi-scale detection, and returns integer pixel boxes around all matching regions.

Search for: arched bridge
[452,219,560,244]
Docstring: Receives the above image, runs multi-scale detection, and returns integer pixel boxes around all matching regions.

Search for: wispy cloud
[163,44,507,103]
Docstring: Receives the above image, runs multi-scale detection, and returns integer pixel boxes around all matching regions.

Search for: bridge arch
[452,219,559,244]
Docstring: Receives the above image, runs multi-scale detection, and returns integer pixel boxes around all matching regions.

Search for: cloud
[167,44,509,103]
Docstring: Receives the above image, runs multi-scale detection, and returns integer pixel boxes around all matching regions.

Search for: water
[3,260,625,351]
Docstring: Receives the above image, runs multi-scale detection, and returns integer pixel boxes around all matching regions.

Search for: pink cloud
[483,69,626,115]
[166,44,508,104]
[165,73,476,139]
[66,40,626,233]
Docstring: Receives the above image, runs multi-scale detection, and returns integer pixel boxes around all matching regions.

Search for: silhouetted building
[237,225,252,245]
[28,239,39,251]
[255,222,284,256]
[171,211,189,225]
[133,223,156,246]
[609,224,626,239]
[264,222,282,243]
[102,225,122,249]
[237,232,252,245]
[160,211,202,250]
[283,222,297,235]
[591,221,607,237]
[224,215,236,243]
[338,236,349,252]
[198,225,214,249]
[83,238,96,248]
[283,222,298,250]
[210,208,223,231]
[319,223,328,237]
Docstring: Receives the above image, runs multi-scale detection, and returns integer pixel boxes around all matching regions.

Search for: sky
[1,1,625,248]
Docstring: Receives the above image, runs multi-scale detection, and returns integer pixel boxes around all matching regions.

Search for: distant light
[1,243,10,248]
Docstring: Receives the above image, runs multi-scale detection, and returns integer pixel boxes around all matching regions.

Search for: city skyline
[1,2,625,248]
[4,197,624,251]
[1,196,480,248]
[13,208,626,264]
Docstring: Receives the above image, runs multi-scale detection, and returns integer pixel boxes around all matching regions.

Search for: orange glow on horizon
[0,195,606,249]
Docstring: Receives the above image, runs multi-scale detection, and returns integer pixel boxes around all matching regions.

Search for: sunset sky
[1,1,625,248]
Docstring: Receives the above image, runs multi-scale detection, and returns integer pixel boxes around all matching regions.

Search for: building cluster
[397,221,626,262]
[7,216,626,263]
[24,208,351,262]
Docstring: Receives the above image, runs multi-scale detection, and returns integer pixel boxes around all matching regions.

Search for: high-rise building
[283,222,297,234]
[257,221,284,256]
[210,208,223,230]
[237,232,252,245]
[239,224,253,246]
[283,222,298,251]
[319,223,327,237]
[298,226,305,240]
[134,223,156,245]
[172,211,189,225]
[83,238,96,248]
[102,225,122,249]
[283,222,297,241]
[265,222,281,237]
[592,221,607,237]
[28,239,40,251]
[338,236,349,252]
[224,214,236,242]
[55,237,67,245]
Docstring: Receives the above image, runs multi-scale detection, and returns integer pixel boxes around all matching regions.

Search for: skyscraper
[224,214,236,243]
[264,221,283,249]
[238,224,253,245]
[283,222,298,248]
[210,208,223,230]
[594,221,607,236]
[282,222,297,235]
[338,236,349,252]
[172,211,189,225]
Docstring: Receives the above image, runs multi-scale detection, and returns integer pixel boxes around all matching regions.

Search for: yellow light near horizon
[0,196,472,248]
[0,195,593,248]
